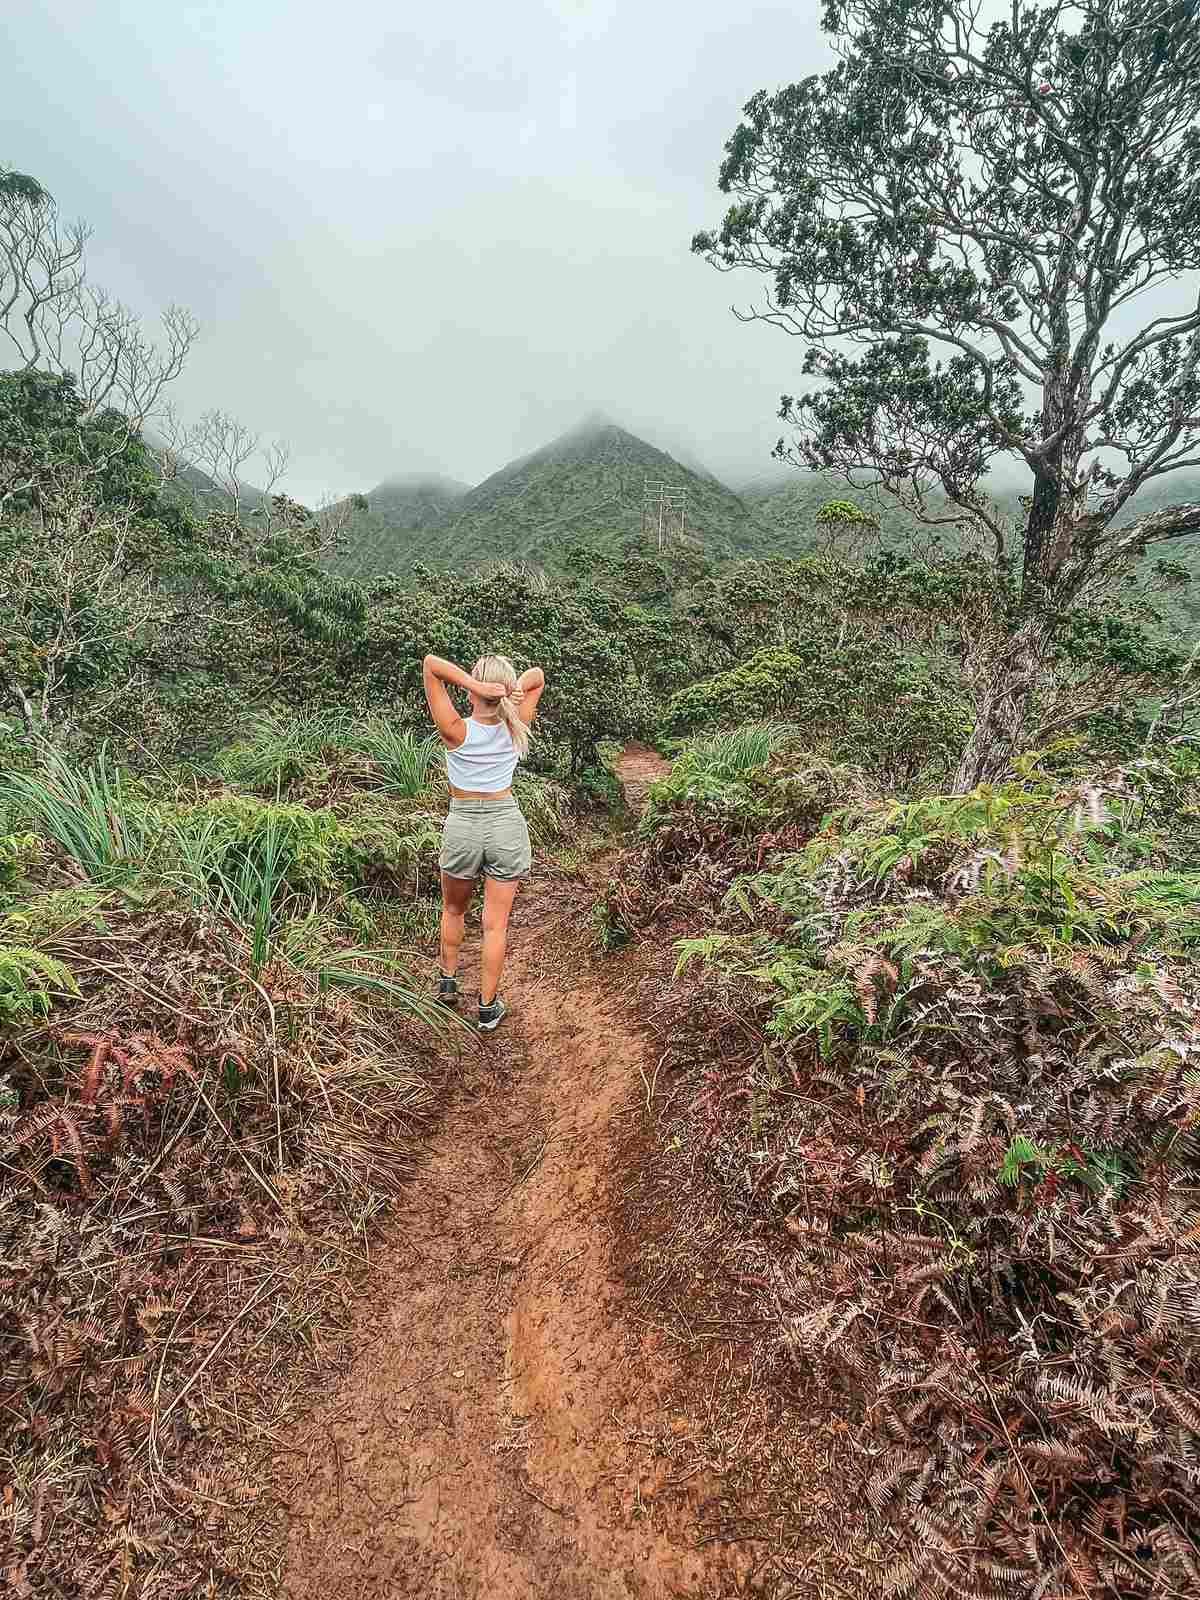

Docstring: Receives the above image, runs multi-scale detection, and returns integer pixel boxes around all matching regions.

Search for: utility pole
[641,480,687,553]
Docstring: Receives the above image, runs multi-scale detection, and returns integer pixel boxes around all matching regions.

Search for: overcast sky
[1,0,835,503]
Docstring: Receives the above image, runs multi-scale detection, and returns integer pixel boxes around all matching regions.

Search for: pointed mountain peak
[569,409,620,435]
[372,470,470,495]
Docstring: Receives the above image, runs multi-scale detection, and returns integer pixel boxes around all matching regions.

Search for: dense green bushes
[662,642,970,786]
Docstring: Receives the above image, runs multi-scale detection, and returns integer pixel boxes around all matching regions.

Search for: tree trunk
[952,619,1049,793]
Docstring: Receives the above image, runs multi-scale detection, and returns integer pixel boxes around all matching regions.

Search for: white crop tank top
[445,718,520,792]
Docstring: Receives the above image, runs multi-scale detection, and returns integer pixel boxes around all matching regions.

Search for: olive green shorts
[439,797,532,882]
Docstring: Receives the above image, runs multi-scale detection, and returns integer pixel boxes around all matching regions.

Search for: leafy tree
[401,560,655,775]
[0,369,166,516]
[695,0,1200,788]
[0,370,200,736]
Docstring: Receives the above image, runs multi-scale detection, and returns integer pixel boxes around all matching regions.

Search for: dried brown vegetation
[0,895,456,1597]
[605,740,1200,1597]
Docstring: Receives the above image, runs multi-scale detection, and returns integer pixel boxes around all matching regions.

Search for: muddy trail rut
[270,745,755,1598]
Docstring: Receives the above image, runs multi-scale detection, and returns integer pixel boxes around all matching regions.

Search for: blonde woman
[421,652,546,1030]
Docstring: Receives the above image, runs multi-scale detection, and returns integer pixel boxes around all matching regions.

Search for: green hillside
[328,419,1198,641]
[331,418,774,576]
[749,471,929,553]
[333,473,469,578]
[751,468,1200,637]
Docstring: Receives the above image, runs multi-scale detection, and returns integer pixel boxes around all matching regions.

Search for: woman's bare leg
[480,877,521,1004]
[439,872,475,976]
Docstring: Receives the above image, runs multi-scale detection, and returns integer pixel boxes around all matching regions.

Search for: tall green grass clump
[643,722,799,828]
[512,772,571,845]
[0,745,162,882]
[216,713,442,799]
[169,806,296,971]
[353,724,443,797]
[679,722,797,781]
[214,710,354,790]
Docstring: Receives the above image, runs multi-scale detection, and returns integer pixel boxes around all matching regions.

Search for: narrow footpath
[270,746,753,1598]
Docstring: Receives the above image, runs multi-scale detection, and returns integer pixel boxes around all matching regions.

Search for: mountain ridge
[324,416,1200,642]
[331,417,776,577]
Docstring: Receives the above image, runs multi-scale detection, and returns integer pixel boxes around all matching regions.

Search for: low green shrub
[642,731,870,838]
[513,772,572,845]
[661,642,969,788]
[213,709,351,791]
[168,792,443,933]
[575,760,623,810]
[352,724,443,797]
[642,723,799,825]
[0,886,111,942]
[215,713,442,800]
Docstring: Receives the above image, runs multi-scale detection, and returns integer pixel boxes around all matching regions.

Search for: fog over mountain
[1,1,847,503]
[4,2,1196,512]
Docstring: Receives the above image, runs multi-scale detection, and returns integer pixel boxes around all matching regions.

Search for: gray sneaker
[477,996,507,1032]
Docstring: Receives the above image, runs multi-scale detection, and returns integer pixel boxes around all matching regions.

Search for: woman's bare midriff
[448,784,513,800]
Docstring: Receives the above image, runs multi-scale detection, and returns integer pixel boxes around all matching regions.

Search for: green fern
[673,931,737,977]
[0,945,79,1019]
[998,1133,1048,1186]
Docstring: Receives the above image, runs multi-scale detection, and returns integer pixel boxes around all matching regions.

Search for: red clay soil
[615,743,670,812]
[270,747,761,1597]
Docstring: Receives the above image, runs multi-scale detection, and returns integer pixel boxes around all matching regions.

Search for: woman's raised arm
[515,665,545,726]
[422,654,472,747]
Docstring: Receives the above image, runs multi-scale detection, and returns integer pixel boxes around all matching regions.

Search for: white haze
[2,1,1195,508]
[1,0,837,503]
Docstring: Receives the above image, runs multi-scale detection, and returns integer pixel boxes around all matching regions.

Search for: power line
[641,480,688,552]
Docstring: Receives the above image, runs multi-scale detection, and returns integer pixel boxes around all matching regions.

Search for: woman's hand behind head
[467,677,503,700]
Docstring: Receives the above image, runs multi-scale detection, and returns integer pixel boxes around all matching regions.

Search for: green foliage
[733,757,1200,975]
[643,722,801,829]
[695,0,1200,789]
[659,740,1200,1592]
[0,830,38,903]
[575,760,623,810]
[0,745,164,881]
[663,642,968,786]
[213,710,352,790]
[0,885,111,943]
[173,795,376,898]
[169,801,298,969]
[672,722,795,782]
[663,647,806,732]
[331,419,773,578]
[814,496,879,530]
[511,772,571,846]
[0,944,78,1018]
[214,713,441,799]
[0,368,163,517]
[354,725,443,798]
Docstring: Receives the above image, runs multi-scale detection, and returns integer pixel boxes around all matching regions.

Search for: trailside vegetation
[603,729,1200,1595]
[0,724,579,1593]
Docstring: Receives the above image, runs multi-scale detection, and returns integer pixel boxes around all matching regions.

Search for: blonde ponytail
[472,654,531,758]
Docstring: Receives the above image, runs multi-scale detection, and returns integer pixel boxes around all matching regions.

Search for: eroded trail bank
[270,750,753,1597]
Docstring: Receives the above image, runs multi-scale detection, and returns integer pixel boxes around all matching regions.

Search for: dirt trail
[271,746,751,1598]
